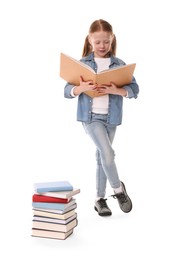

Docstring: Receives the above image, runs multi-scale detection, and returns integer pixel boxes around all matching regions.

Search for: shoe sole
[94,206,112,216]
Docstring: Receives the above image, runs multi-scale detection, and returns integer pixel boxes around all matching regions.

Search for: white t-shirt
[92,57,110,114]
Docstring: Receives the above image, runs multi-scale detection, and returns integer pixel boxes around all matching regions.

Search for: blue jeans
[83,113,121,198]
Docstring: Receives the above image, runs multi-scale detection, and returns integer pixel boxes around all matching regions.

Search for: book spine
[32,202,66,210]
[35,186,73,192]
[32,194,70,203]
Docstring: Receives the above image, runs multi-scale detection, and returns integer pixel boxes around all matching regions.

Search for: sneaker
[111,181,132,213]
[94,198,112,216]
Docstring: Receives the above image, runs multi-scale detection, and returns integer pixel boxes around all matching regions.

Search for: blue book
[34,181,73,193]
[32,199,76,211]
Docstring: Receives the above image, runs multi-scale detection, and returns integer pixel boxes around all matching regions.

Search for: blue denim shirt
[64,52,139,126]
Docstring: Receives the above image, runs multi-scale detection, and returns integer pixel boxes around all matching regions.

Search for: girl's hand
[73,76,97,96]
[97,82,127,97]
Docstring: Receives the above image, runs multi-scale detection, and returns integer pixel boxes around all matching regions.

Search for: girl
[64,19,139,216]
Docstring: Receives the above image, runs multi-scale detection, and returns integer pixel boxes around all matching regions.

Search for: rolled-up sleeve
[64,83,76,99]
[123,76,139,99]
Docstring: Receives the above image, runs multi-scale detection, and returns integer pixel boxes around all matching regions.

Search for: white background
[0,0,181,259]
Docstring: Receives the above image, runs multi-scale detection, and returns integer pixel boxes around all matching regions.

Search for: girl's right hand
[73,76,97,96]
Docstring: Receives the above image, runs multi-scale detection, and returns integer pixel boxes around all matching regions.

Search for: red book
[32,194,71,203]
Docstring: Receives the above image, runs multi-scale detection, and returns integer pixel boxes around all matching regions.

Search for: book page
[60,53,96,86]
[96,63,136,86]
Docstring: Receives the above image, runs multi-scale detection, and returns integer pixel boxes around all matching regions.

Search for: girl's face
[89,31,113,58]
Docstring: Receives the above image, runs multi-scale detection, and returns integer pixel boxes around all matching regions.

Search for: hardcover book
[33,203,77,214]
[36,188,80,199]
[32,218,77,232]
[34,181,73,193]
[60,52,136,98]
[33,209,76,220]
[32,198,76,211]
[32,194,71,203]
[33,213,77,224]
[32,228,73,240]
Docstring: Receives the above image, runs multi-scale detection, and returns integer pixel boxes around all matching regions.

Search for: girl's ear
[88,36,93,50]
[88,36,92,45]
[111,34,115,42]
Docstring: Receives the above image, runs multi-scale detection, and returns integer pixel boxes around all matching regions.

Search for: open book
[60,53,136,98]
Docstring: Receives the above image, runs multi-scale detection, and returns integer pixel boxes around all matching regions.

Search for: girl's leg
[83,116,121,197]
[96,149,107,198]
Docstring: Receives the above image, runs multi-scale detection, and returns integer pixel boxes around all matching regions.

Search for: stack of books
[31,181,80,240]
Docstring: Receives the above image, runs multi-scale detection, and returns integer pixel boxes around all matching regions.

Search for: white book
[33,209,76,220]
[33,213,77,224]
[32,228,73,240]
[32,218,77,232]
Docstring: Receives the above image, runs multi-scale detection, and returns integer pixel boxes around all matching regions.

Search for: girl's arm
[64,76,97,98]
[97,76,139,98]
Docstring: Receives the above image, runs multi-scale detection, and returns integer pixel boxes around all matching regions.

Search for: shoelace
[110,193,128,203]
[98,198,108,209]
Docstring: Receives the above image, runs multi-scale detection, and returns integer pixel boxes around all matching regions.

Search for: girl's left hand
[97,82,127,96]
[97,82,117,94]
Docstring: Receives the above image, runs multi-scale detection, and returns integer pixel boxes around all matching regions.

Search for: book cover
[33,208,76,220]
[32,194,71,203]
[32,228,73,240]
[34,180,73,193]
[32,198,76,211]
[60,52,136,98]
[36,188,80,199]
[33,213,77,224]
[33,203,77,214]
[32,218,77,232]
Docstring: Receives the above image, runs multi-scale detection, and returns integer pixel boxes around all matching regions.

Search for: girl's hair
[82,19,117,57]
